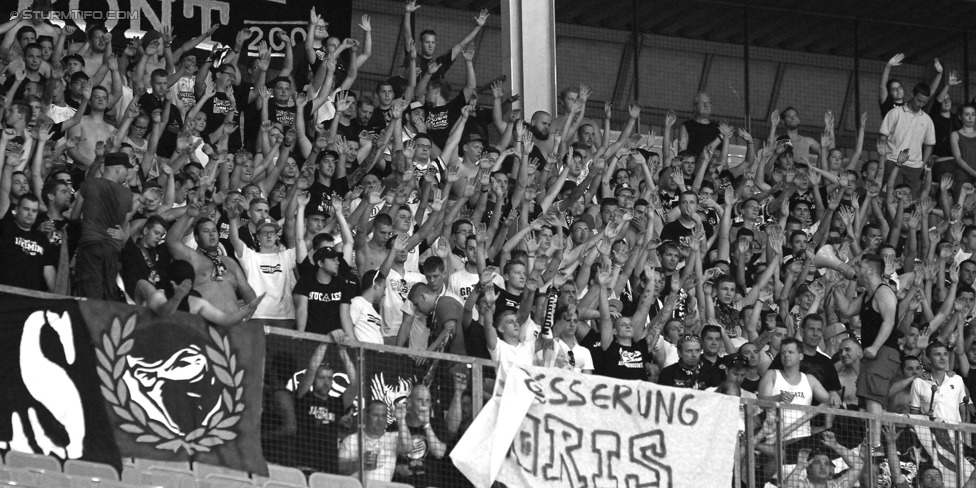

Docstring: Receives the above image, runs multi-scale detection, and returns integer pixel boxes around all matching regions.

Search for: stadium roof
[421,0,976,64]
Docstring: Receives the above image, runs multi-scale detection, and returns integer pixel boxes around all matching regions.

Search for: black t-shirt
[394,421,448,487]
[463,321,491,361]
[306,178,350,217]
[119,238,170,298]
[0,216,57,291]
[199,84,249,153]
[268,99,298,129]
[598,338,649,381]
[681,119,721,155]
[293,274,354,335]
[139,91,183,157]
[658,361,724,390]
[415,52,455,80]
[367,106,392,133]
[769,350,843,394]
[236,223,260,252]
[659,219,712,248]
[425,92,468,150]
[928,104,960,158]
[580,328,604,372]
[292,392,346,472]
[495,288,522,316]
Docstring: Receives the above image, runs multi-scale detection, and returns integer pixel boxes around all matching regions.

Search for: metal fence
[264,326,976,488]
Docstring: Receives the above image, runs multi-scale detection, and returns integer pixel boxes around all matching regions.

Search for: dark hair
[16,193,40,207]
[419,29,437,39]
[23,42,42,55]
[801,314,825,329]
[41,179,68,205]
[451,219,473,235]
[360,269,385,293]
[701,325,722,339]
[912,83,931,97]
[503,260,526,275]
[16,26,36,41]
[423,256,445,274]
[861,254,885,276]
[373,213,393,228]
[781,337,803,351]
[144,215,168,232]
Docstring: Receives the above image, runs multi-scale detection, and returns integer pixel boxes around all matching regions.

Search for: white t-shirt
[238,246,297,320]
[47,104,76,124]
[490,317,539,367]
[910,373,967,423]
[350,296,384,345]
[652,336,680,368]
[448,268,479,320]
[536,338,594,373]
[380,267,426,338]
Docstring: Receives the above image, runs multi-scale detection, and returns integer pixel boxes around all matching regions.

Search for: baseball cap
[61,53,85,66]
[464,132,487,146]
[408,101,424,111]
[141,29,162,49]
[103,152,133,168]
[614,184,636,196]
[313,246,343,262]
[255,218,280,233]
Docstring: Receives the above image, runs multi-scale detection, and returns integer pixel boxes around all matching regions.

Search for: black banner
[11,0,352,64]
[84,300,268,474]
[0,293,122,469]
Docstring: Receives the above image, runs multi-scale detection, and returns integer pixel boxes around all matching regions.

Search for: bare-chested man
[355,213,394,277]
[166,204,256,314]
[78,25,109,78]
[836,336,861,407]
[66,85,114,168]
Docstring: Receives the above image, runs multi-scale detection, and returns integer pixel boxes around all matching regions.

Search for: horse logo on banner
[95,315,245,455]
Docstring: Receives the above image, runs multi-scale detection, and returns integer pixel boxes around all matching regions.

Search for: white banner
[452,364,741,488]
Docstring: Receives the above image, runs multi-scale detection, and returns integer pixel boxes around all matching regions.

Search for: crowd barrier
[264,327,976,488]
[3,280,976,488]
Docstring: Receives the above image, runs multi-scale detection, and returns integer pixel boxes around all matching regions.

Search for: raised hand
[888,53,905,67]
[769,109,780,127]
[405,0,421,13]
[359,14,372,31]
[475,8,489,26]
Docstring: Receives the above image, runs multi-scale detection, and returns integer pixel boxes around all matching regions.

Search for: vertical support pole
[632,0,640,102]
[965,30,971,103]
[744,404,756,488]
[357,345,366,487]
[775,406,784,486]
[956,430,965,488]
[502,0,557,118]
[854,19,861,127]
[743,1,751,132]
[471,363,484,415]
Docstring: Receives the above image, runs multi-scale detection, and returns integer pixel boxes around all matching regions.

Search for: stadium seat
[139,470,198,488]
[307,473,362,488]
[260,482,304,488]
[367,482,413,488]
[34,471,71,488]
[132,459,192,473]
[64,459,120,481]
[202,478,254,488]
[194,463,250,480]
[0,466,37,485]
[3,451,61,472]
[97,481,165,488]
[252,465,305,488]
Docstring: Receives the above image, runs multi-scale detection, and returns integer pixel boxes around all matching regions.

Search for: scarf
[197,247,227,281]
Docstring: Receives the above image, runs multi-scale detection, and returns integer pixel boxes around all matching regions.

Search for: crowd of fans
[4,0,976,486]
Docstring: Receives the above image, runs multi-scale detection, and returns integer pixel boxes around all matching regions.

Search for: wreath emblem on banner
[95,315,245,454]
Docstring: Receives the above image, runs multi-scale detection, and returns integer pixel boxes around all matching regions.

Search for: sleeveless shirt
[860,284,898,350]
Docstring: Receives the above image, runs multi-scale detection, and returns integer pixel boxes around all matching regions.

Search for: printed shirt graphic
[238,247,297,320]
